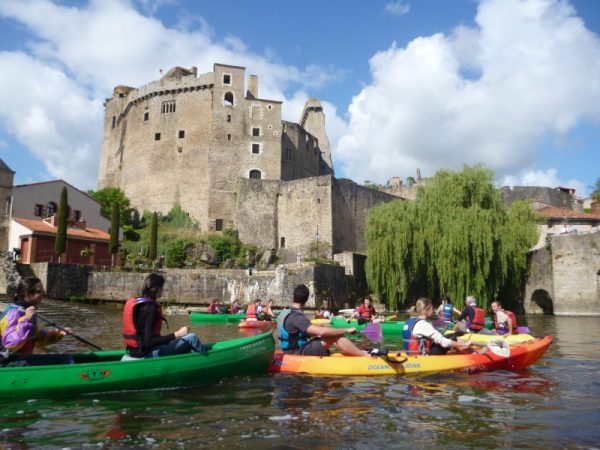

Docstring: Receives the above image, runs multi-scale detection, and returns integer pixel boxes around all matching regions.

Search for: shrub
[208,229,241,262]
[165,239,193,268]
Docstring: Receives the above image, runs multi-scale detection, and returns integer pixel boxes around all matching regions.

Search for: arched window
[224,92,234,106]
[46,202,57,217]
[249,170,262,179]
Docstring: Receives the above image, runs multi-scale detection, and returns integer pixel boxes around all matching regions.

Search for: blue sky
[0,0,599,196]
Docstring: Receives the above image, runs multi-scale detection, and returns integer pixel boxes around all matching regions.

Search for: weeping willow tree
[366,166,539,310]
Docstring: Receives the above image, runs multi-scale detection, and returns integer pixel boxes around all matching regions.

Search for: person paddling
[435,296,461,322]
[453,296,495,335]
[491,301,518,335]
[403,298,483,355]
[1,277,74,367]
[277,284,385,357]
[123,273,203,358]
[349,295,378,324]
[245,299,262,321]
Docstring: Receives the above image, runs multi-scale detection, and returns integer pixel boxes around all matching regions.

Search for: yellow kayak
[311,318,331,325]
[269,336,552,376]
[455,333,535,345]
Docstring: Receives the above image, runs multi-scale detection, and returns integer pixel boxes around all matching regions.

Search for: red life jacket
[494,308,518,334]
[122,297,163,348]
[356,304,375,320]
[208,303,219,314]
[467,306,486,331]
[246,303,258,320]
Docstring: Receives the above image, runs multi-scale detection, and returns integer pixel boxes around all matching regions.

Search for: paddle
[361,322,383,342]
[36,312,104,351]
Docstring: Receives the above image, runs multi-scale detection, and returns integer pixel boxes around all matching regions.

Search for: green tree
[88,187,133,225]
[109,201,120,265]
[164,239,192,268]
[365,165,539,310]
[592,177,600,202]
[55,187,69,262]
[148,212,158,261]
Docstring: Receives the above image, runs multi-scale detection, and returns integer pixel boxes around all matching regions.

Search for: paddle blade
[488,338,510,357]
[362,322,383,342]
[517,326,531,334]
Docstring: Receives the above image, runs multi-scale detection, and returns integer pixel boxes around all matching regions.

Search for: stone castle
[98,63,395,260]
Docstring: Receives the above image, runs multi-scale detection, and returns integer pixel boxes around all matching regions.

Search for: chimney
[247,74,258,98]
[416,168,422,182]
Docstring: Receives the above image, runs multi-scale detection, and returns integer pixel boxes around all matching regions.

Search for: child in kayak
[277,284,384,357]
[1,277,74,367]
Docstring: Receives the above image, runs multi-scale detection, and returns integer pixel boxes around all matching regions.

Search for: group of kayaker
[207,297,276,321]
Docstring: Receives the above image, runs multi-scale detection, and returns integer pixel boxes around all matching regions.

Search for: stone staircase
[16,263,36,279]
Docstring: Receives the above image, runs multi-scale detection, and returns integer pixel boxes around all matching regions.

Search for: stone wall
[333,179,397,253]
[33,262,349,309]
[501,186,574,209]
[524,233,600,315]
[0,252,19,298]
[550,233,600,315]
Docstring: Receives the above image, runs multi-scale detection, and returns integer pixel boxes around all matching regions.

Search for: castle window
[46,202,57,217]
[144,111,149,121]
[118,92,125,98]
[223,74,231,85]
[155,133,161,141]
[280,237,285,248]
[178,130,185,139]
[227,134,232,141]
[161,100,176,114]
[267,105,272,110]
[111,116,116,129]
[249,169,262,179]
[252,127,260,137]
[251,105,261,118]
[224,92,234,106]
[252,143,260,154]
[33,204,43,217]
[226,114,231,122]
[215,219,224,231]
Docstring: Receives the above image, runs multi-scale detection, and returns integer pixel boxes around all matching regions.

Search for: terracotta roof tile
[13,217,110,241]
[537,206,600,220]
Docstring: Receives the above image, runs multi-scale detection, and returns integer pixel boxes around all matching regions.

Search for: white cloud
[336,0,600,186]
[385,1,411,17]
[0,0,345,189]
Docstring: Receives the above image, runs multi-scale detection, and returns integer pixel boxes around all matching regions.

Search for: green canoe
[189,311,246,324]
[0,332,275,399]
[330,317,406,334]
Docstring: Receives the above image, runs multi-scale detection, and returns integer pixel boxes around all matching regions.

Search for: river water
[1,302,599,449]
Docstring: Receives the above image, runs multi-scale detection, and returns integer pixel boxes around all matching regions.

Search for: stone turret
[300,99,333,173]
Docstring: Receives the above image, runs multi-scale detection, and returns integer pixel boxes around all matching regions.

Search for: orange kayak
[238,319,276,329]
[269,336,553,376]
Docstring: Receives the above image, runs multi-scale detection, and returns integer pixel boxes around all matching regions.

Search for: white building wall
[8,220,30,252]
[11,180,111,232]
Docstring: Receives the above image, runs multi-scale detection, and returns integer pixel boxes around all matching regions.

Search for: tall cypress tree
[55,187,69,262]
[365,166,539,310]
[109,201,120,266]
[148,212,158,262]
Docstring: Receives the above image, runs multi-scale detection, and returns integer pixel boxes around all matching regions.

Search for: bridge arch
[531,289,554,315]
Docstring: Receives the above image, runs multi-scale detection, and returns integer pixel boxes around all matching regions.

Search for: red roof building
[11,216,117,265]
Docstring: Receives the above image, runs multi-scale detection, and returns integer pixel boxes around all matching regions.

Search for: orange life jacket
[494,308,518,334]
[246,303,258,320]
[122,297,163,348]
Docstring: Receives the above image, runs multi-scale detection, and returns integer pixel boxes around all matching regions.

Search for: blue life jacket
[277,308,308,351]
[402,317,430,355]
[441,303,453,321]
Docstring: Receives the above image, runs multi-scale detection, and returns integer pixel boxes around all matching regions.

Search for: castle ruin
[98,63,396,261]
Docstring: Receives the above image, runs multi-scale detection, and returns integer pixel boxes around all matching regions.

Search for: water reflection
[1,301,599,448]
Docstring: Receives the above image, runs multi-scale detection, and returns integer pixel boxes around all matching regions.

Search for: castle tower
[0,158,15,251]
[300,99,333,173]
